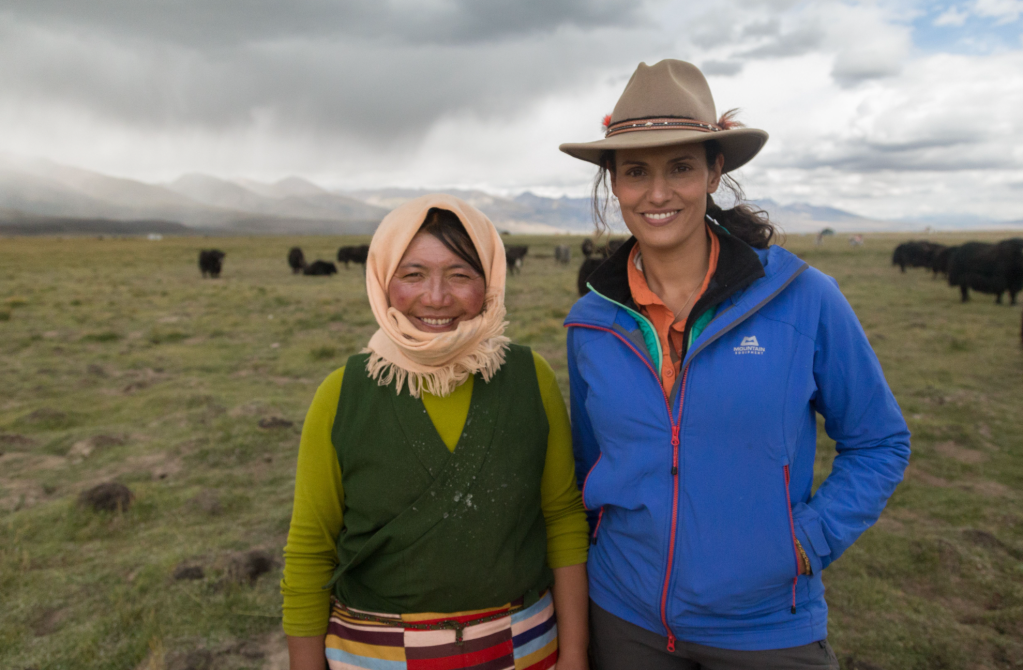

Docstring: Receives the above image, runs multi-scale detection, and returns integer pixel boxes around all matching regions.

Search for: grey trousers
[590,601,840,670]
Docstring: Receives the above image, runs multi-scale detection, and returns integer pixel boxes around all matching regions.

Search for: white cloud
[934,7,970,26]
[974,0,1023,24]
[823,4,912,86]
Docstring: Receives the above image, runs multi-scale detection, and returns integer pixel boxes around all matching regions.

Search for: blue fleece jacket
[565,243,910,651]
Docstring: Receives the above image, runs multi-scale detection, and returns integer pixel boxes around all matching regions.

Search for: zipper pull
[670,426,680,475]
[666,632,676,653]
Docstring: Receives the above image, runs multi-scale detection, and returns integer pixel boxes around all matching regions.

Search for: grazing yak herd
[894,237,1023,346]
[200,235,1023,343]
[197,239,623,298]
[893,238,1023,305]
[200,236,1023,303]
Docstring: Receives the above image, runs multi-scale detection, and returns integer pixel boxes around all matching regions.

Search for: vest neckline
[389,372,498,478]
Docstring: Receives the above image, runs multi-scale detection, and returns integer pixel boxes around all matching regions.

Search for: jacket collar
[567,225,808,355]
[585,222,765,328]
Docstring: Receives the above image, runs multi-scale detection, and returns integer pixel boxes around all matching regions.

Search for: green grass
[2,231,1023,669]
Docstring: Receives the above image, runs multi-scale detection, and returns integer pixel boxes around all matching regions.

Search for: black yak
[505,245,529,275]
[577,257,603,296]
[337,245,369,269]
[288,247,306,274]
[577,238,626,296]
[303,260,338,276]
[947,239,1023,304]
[892,241,944,273]
[554,245,571,265]
[581,237,625,260]
[930,245,958,278]
[198,249,225,278]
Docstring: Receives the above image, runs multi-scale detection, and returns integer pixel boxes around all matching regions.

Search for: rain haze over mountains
[1,1,1022,234]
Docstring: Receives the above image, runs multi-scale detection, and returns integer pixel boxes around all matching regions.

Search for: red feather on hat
[717,108,744,130]
[601,114,612,130]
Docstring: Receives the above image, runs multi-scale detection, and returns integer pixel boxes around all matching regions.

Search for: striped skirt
[325,591,558,670]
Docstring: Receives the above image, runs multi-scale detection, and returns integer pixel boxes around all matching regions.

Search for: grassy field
[1,230,1022,669]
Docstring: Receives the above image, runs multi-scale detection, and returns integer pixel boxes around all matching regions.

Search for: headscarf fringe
[364,335,510,398]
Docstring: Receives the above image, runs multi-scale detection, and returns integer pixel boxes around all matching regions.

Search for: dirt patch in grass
[904,464,951,488]
[68,434,127,461]
[933,440,989,464]
[137,630,288,670]
[15,408,80,430]
[30,607,69,637]
[77,450,184,489]
[963,480,1015,498]
[0,433,36,449]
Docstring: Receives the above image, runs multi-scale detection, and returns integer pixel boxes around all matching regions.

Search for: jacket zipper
[783,464,799,614]
[660,367,687,653]
[565,322,685,651]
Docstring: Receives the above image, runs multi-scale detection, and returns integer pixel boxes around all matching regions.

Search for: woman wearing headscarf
[560,61,910,669]
[281,194,590,670]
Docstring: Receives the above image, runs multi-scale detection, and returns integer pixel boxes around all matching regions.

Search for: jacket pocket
[792,501,832,575]
[671,464,799,617]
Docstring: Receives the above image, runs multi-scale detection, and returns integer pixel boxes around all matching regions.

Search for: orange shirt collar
[626,224,720,394]
[627,223,720,334]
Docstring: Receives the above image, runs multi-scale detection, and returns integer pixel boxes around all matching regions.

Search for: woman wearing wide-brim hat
[561,60,910,669]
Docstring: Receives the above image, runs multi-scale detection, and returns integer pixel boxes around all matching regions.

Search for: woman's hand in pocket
[795,540,812,576]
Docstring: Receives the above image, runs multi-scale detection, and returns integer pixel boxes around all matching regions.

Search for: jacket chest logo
[734,335,765,355]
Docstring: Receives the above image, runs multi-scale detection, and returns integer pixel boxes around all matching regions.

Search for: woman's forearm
[287,635,326,670]
[551,563,589,670]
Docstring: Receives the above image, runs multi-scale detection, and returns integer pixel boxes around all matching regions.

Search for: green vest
[328,344,553,613]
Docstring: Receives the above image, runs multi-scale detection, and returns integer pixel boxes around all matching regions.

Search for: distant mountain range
[0,157,386,235]
[0,156,1018,236]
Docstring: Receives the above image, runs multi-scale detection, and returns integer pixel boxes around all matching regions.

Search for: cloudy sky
[1,0,1021,221]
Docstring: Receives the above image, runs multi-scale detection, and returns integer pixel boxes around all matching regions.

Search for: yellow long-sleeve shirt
[280,350,588,636]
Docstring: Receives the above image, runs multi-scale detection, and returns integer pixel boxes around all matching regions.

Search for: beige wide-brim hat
[559,60,768,173]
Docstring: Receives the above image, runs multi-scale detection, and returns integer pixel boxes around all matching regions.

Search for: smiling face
[610,143,724,252]
[387,231,486,333]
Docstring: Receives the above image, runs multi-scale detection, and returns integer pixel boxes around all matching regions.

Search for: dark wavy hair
[418,207,486,279]
[590,140,777,249]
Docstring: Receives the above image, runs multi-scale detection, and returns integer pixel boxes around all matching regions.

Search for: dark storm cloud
[738,26,822,58]
[700,59,744,76]
[768,131,1014,173]
[0,0,642,47]
[741,19,781,37]
[0,1,648,142]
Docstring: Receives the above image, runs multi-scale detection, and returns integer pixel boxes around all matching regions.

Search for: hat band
[605,116,721,138]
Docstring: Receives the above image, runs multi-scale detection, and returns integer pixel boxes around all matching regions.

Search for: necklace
[671,282,702,323]
[636,247,707,324]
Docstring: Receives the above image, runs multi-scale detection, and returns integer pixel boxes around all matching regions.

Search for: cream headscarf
[362,193,509,398]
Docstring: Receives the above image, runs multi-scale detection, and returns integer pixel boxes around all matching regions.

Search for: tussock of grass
[148,330,190,345]
[81,331,122,343]
[2,232,1022,668]
[308,345,338,360]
